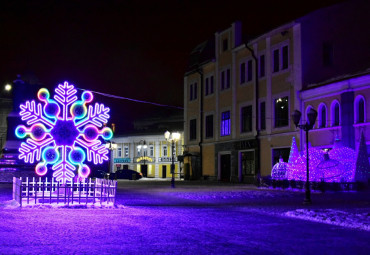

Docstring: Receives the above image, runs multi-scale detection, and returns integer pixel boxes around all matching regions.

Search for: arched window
[318,103,327,128]
[331,101,340,126]
[355,95,366,123]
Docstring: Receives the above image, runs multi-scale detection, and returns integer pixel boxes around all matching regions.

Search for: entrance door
[220,154,231,182]
[141,165,148,177]
[162,165,167,178]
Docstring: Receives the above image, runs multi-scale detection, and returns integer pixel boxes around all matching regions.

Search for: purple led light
[16,81,112,183]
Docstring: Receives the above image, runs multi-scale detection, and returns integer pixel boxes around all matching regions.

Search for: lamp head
[164,130,170,140]
[292,110,302,127]
[307,108,318,129]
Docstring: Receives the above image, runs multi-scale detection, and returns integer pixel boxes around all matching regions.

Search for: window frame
[273,95,289,128]
[240,105,253,133]
[355,95,366,124]
[330,100,341,127]
[318,103,327,128]
[220,110,231,136]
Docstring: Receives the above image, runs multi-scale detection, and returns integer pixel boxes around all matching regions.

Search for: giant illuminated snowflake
[15,81,113,184]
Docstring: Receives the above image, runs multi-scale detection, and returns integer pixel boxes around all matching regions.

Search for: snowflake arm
[19,101,54,128]
[52,146,76,183]
[75,138,109,164]
[18,137,54,163]
[54,82,78,120]
[75,103,110,128]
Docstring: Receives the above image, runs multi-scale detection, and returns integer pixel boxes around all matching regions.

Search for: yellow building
[184,21,302,183]
[111,133,184,178]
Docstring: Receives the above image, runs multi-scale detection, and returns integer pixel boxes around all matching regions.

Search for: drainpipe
[197,68,204,180]
[245,44,261,184]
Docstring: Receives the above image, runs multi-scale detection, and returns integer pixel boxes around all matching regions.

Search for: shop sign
[114,158,131,163]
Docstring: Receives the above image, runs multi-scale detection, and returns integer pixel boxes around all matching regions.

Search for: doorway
[162,165,167,178]
[220,154,231,182]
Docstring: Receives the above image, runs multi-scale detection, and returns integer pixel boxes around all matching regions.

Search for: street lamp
[4,84,12,91]
[137,140,148,177]
[292,108,318,204]
[164,131,181,188]
[105,141,117,178]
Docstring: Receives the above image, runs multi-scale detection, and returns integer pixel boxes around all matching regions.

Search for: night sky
[0,0,344,133]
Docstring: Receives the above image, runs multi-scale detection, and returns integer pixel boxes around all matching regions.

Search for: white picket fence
[13,177,117,207]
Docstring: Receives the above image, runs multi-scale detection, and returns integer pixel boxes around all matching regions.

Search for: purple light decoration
[276,137,358,183]
[15,81,113,183]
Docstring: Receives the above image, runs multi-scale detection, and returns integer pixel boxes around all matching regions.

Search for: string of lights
[77,87,184,110]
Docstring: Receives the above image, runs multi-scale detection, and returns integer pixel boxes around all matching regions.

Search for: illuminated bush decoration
[15,82,112,184]
[273,136,369,183]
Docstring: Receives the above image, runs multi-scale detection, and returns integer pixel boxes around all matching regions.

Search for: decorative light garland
[15,81,113,184]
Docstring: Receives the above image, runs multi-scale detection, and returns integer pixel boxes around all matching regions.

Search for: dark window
[273,49,279,72]
[189,84,193,101]
[274,97,289,127]
[210,76,214,94]
[205,78,209,96]
[205,115,214,138]
[323,42,333,66]
[193,82,197,99]
[333,103,340,126]
[259,55,265,77]
[221,71,225,90]
[226,69,231,88]
[240,62,246,84]
[320,106,326,128]
[358,98,365,123]
[223,38,228,51]
[247,60,253,82]
[221,111,231,136]
[190,119,196,140]
[241,105,252,133]
[260,102,266,130]
[282,45,288,70]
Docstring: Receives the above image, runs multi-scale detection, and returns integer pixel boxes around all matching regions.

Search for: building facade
[111,133,184,178]
[184,0,370,182]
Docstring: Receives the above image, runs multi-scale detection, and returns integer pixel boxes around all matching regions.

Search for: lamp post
[164,131,181,188]
[137,140,148,176]
[105,141,117,178]
[292,108,318,204]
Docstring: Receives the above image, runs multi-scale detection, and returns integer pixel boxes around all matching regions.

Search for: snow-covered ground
[0,180,369,254]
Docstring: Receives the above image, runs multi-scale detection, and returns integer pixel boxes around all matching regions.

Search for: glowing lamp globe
[15,81,112,184]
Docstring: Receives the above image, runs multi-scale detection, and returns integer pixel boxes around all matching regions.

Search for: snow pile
[284,209,370,231]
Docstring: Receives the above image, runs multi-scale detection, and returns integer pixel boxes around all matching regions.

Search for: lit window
[221,111,231,136]
[124,146,129,157]
[274,97,289,127]
[356,97,365,123]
